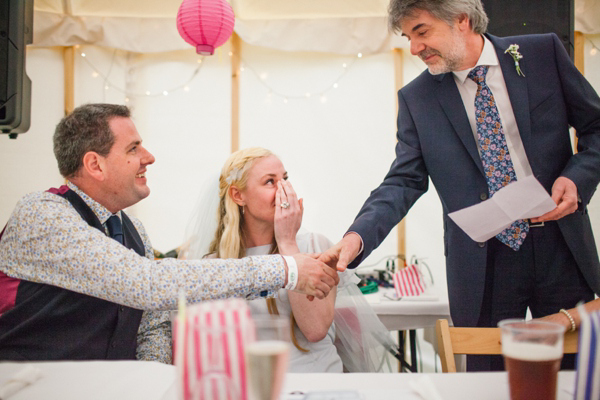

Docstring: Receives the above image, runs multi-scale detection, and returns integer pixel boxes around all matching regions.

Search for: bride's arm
[288,285,337,342]
[289,232,338,341]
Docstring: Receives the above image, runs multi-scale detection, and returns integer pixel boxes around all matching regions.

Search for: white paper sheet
[448,175,557,242]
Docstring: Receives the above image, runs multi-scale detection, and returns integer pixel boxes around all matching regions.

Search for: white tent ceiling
[34,0,390,19]
[32,0,600,54]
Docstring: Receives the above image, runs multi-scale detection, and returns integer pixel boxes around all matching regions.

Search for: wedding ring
[280,202,290,209]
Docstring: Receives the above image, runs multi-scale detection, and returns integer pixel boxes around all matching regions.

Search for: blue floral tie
[106,215,124,245]
[468,65,529,251]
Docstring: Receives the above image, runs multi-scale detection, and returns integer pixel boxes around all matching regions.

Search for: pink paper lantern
[176,0,235,56]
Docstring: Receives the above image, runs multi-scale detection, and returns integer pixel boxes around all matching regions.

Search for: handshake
[285,233,362,300]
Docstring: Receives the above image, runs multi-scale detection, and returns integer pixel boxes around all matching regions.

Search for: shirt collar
[66,181,121,224]
[453,35,498,84]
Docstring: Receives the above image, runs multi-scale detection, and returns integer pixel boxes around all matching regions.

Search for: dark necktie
[468,65,529,251]
[106,215,124,245]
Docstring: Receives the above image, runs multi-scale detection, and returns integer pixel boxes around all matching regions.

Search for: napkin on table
[409,375,443,400]
[0,365,43,399]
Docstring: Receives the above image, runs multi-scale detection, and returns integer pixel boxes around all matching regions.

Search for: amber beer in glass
[498,320,565,400]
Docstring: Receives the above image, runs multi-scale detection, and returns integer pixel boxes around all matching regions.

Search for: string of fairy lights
[77,46,206,102]
[75,46,364,104]
[589,38,599,56]
[76,37,599,103]
[238,52,361,104]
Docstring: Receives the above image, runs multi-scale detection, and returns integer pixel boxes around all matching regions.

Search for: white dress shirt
[453,36,533,180]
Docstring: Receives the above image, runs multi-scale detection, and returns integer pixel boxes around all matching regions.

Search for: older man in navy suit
[322,0,600,370]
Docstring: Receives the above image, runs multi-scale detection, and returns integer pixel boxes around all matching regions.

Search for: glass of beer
[246,315,290,400]
[498,319,566,400]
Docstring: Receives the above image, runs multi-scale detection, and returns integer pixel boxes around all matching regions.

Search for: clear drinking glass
[498,319,566,400]
[245,315,291,400]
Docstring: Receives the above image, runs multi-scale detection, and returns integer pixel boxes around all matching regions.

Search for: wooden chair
[435,319,579,373]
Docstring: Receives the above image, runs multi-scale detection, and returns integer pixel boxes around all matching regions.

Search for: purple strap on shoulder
[46,185,70,195]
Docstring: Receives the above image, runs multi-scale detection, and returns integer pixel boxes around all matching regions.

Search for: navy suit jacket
[348,33,600,327]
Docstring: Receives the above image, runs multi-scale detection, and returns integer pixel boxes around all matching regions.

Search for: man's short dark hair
[53,104,131,178]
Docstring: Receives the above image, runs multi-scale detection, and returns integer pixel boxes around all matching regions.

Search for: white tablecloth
[0,361,576,400]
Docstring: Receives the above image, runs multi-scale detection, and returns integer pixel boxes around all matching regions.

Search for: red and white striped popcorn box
[393,263,426,297]
[173,298,256,400]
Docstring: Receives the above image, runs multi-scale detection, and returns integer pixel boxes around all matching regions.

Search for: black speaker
[483,0,574,60]
[0,0,33,138]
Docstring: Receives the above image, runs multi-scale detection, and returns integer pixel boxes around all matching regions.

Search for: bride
[184,147,347,372]
[182,147,395,373]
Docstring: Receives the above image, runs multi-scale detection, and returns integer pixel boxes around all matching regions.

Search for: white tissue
[409,375,443,400]
[0,365,43,399]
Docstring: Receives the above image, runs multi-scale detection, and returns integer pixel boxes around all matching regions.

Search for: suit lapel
[435,73,485,176]
[487,34,532,158]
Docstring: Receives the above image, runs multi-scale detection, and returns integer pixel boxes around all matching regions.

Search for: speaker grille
[483,0,574,59]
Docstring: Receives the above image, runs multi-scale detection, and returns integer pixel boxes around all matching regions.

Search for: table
[365,287,451,371]
[0,361,577,400]
[365,287,451,331]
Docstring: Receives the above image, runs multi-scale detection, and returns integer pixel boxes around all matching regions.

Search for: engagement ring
[280,202,290,209]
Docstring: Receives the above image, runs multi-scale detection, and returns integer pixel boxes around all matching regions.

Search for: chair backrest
[435,319,579,373]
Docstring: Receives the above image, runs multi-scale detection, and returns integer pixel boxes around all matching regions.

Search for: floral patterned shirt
[0,182,285,363]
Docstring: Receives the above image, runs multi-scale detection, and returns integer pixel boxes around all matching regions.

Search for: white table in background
[364,286,451,371]
[0,361,576,400]
[365,287,451,331]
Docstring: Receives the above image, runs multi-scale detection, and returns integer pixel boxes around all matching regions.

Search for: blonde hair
[209,147,274,259]
[209,147,308,353]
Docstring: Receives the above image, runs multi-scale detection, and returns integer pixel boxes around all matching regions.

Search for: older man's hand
[530,176,579,223]
[318,233,362,272]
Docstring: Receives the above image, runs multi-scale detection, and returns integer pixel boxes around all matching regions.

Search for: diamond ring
[280,202,290,209]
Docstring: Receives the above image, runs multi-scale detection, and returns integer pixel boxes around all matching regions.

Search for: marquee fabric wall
[1,0,600,296]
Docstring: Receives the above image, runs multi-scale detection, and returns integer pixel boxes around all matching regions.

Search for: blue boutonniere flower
[505,44,525,77]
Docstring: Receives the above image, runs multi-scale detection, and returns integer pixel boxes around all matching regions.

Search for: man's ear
[81,151,106,181]
[456,13,470,31]
[229,185,245,207]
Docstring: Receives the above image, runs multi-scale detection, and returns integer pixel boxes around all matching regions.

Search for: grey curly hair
[388,0,488,34]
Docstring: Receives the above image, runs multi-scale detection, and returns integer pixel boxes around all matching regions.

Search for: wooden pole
[393,48,406,262]
[574,31,585,75]
[63,46,76,116]
[231,33,241,153]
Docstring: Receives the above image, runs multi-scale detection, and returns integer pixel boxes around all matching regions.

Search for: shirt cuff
[344,231,364,255]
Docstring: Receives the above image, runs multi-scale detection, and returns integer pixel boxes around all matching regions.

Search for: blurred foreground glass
[246,315,290,400]
[499,319,566,400]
